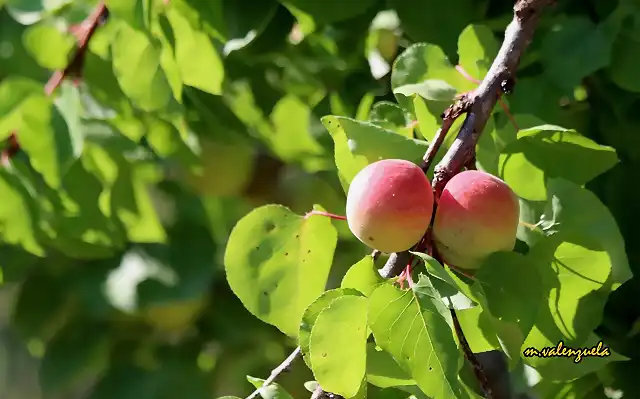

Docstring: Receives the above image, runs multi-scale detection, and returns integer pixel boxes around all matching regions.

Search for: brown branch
[432,0,554,193]
[418,117,456,174]
[378,1,554,398]
[44,1,108,96]
[1,2,109,164]
[246,346,302,399]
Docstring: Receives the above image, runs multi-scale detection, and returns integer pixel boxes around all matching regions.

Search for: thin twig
[419,117,456,174]
[1,1,109,164]
[44,1,108,96]
[246,346,302,399]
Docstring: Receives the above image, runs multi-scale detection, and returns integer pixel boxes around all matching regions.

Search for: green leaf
[522,229,625,380]
[309,295,369,397]
[389,0,478,58]
[110,162,167,244]
[473,252,543,368]
[393,79,458,102]
[281,0,376,24]
[410,252,477,310]
[368,277,473,399]
[608,13,640,93]
[0,11,47,79]
[222,0,280,42]
[144,115,199,167]
[529,233,612,342]
[391,43,472,112]
[369,101,413,138]
[45,157,125,259]
[12,269,71,340]
[269,95,326,167]
[541,16,612,91]
[105,0,151,31]
[224,204,338,337]
[533,373,603,399]
[246,376,295,399]
[321,116,429,191]
[23,23,75,69]
[341,255,384,297]
[475,114,546,176]
[111,22,176,111]
[539,178,631,285]
[0,169,44,255]
[455,306,501,353]
[410,252,461,292]
[299,288,363,367]
[13,94,82,188]
[412,95,439,141]
[369,387,423,399]
[498,125,619,201]
[168,0,226,41]
[40,323,111,395]
[166,9,224,95]
[0,76,45,140]
[366,343,414,388]
[457,24,500,82]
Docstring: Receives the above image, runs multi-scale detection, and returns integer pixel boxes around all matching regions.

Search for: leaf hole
[264,221,276,232]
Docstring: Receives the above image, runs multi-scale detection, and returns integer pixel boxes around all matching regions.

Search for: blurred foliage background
[0,0,639,398]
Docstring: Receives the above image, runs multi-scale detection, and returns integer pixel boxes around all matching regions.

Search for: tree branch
[246,346,302,399]
[432,0,555,194]
[378,1,554,397]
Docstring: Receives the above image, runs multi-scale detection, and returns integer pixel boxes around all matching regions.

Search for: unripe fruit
[432,170,519,270]
[185,138,255,197]
[346,159,434,253]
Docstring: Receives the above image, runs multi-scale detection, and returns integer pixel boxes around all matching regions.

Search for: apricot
[346,159,434,253]
[432,170,519,270]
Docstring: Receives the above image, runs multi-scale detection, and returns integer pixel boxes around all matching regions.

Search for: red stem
[304,210,347,221]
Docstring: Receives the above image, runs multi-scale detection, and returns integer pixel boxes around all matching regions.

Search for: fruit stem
[304,210,347,221]
[455,65,481,84]
[518,220,544,232]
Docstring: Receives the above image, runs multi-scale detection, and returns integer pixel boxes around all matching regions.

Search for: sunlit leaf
[225,204,337,337]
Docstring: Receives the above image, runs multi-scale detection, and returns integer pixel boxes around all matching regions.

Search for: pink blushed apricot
[432,170,520,269]
[346,159,434,253]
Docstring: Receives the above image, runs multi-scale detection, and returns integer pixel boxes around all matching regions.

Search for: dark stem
[450,307,494,397]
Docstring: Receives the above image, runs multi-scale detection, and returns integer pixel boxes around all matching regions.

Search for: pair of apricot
[345,159,519,270]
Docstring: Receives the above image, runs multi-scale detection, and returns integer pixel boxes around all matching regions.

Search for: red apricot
[346,159,434,253]
[432,170,519,270]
